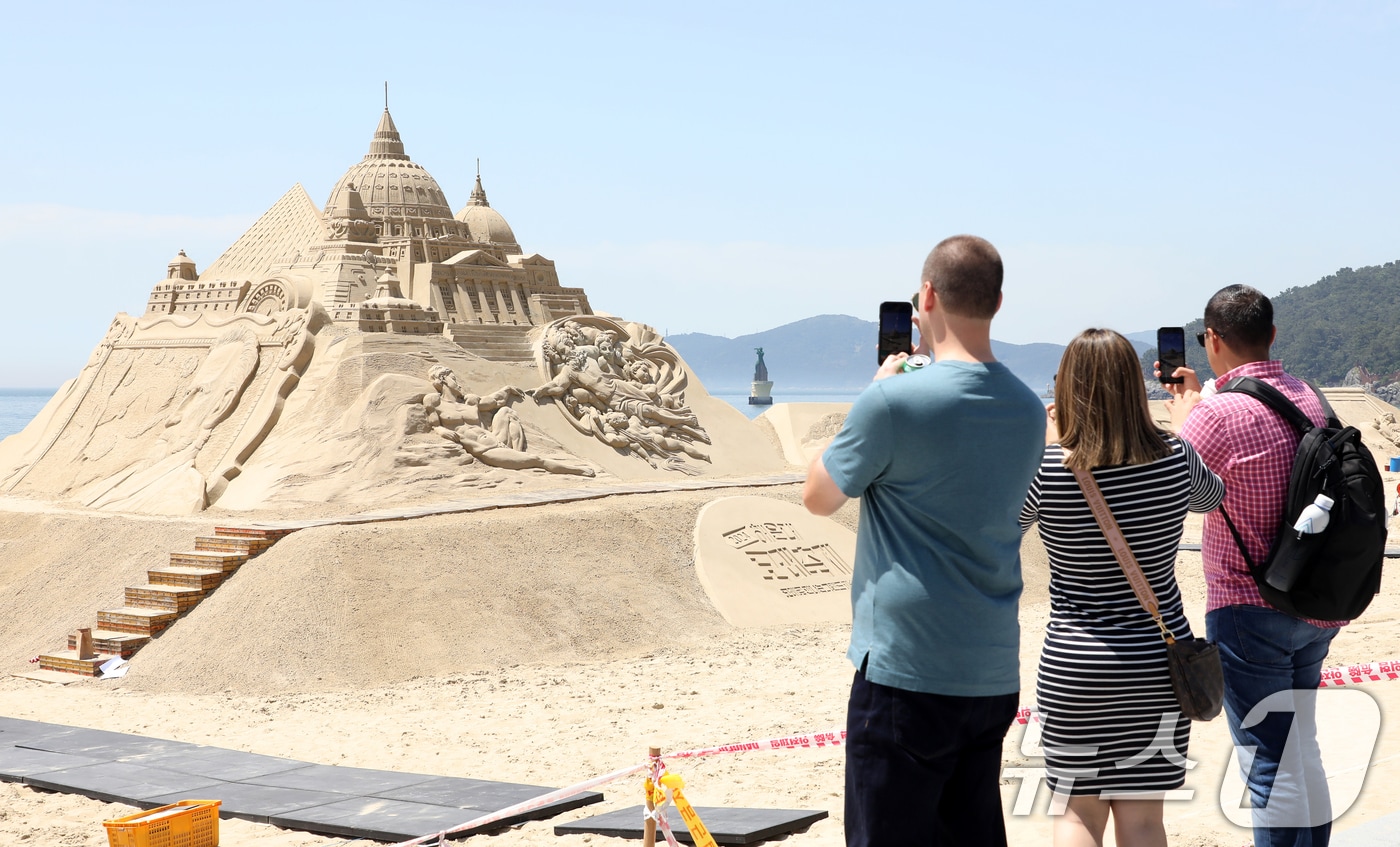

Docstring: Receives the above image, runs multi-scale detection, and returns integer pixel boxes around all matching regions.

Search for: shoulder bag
[1072,467,1224,721]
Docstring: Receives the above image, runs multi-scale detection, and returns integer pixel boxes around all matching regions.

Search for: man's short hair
[1204,284,1273,351]
[921,235,1002,319]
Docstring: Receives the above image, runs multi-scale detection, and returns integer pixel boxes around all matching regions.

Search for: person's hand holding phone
[875,353,908,381]
[875,301,915,381]
[1156,327,1187,385]
[1154,361,1202,395]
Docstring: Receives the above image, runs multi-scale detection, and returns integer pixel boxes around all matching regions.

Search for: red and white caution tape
[1318,659,1400,687]
[668,728,846,759]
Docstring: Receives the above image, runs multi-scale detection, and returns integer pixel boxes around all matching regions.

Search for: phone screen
[878,302,914,365]
[1158,327,1186,385]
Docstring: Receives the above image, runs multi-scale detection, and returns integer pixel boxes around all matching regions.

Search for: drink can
[901,354,931,373]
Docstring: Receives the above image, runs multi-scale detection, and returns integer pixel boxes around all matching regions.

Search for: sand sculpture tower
[143,105,593,360]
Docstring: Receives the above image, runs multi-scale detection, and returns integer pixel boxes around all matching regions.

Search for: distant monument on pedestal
[749,347,773,406]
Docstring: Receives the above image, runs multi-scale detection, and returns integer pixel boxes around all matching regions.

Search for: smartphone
[878,302,914,365]
[1157,326,1186,384]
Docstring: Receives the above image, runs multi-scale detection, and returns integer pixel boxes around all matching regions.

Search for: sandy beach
[1,487,1398,846]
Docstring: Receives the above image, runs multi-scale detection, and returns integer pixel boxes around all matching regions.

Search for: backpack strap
[1218,502,1262,576]
[1216,376,1337,434]
[1212,375,1327,585]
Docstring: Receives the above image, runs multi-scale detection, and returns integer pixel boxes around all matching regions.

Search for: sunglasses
[1196,328,1225,347]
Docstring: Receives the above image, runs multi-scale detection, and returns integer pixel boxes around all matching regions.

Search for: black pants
[845,668,1018,847]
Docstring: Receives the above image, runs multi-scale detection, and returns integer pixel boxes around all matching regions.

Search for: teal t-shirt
[822,360,1045,696]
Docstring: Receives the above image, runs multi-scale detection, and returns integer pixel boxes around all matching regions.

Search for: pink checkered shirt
[1179,360,1347,627]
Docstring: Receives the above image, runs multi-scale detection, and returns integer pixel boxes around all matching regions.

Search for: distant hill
[673,256,1400,397]
[670,314,1081,394]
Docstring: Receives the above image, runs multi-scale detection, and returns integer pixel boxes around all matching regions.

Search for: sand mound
[0,507,208,668]
[112,487,855,695]
[0,484,1055,697]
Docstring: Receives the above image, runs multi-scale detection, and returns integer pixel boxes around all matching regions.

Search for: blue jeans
[1207,604,1339,847]
[845,668,1018,847]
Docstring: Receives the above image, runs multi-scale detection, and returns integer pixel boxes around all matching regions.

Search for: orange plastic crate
[104,799,220,847]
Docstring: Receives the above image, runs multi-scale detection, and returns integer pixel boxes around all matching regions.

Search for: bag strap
[1071,467,1177,644]
[1217,502,1261,576]
[1213,375,1345,576]
[1217,375,1340,432]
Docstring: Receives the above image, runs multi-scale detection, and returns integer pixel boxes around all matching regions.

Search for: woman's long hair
[1054,328,1171,471]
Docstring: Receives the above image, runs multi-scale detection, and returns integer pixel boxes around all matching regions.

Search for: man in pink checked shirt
[1163,284,1344,847]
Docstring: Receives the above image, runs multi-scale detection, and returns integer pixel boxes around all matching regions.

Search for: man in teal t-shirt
[803,235,1045,847]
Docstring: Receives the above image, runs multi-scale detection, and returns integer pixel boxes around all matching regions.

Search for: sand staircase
[37,526,298,677]
[445,323,536,361]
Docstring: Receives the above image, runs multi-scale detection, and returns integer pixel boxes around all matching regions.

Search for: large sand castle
[0,106,785,517]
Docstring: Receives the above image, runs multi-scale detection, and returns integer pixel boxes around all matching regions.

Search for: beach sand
[1,490,1398,846]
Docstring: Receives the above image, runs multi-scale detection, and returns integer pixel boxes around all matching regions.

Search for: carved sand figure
[603,412,711,463]
[423,366,593,476]
[428,366,527,449]
[1373,412,1400,450]
[529,316,712,472]
[529,346,699,430]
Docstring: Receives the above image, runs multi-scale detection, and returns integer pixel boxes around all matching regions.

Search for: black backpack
[1215,377,1386,621]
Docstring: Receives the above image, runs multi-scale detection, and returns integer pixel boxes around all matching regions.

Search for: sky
[2,1,1399,387]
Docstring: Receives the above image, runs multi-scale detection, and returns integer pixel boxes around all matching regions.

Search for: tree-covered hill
[1270,262,1400,384]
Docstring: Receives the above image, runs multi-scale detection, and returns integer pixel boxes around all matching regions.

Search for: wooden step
[97,607,180,636]
[170,550,247,573]
[67,629,149,658]
[125,585,204,614]
[213,526,297,541]
[148,565,224,591]
[38,650,105,676]
[194,535,273,556]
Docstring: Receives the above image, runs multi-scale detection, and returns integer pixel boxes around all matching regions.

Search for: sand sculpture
[0,104,786,515]
[1371,413,1400,451]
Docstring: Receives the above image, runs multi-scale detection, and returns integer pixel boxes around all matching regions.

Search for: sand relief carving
[1371,413,1400,451]
[80,326,262,512]
[424,365,593,477]
[0,315,141,488]
[720,520,853,599]
[528,317,711,472]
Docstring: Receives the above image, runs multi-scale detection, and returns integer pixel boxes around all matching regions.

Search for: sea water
[711,391,862,419]
[0,389,56,441]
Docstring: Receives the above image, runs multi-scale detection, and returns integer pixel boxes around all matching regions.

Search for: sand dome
[454,174,518,246]
[326,109,455,224]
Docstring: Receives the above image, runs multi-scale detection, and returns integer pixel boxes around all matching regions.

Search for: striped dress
[1019,436,1223,795]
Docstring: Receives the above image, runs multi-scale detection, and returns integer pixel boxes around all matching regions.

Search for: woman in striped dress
[1020,329,1223,847]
